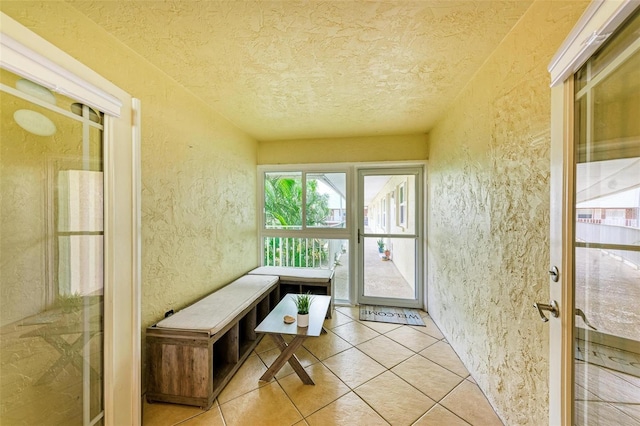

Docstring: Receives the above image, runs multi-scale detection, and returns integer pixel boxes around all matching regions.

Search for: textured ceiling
[68,0,533,141]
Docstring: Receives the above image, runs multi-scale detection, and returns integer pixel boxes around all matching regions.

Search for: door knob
[548,266,559,282]
[533,300,559,322]
[575,308,597,330]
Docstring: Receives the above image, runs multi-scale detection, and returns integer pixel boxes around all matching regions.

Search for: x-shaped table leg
[259,334,314,385]
[36,332,99,385]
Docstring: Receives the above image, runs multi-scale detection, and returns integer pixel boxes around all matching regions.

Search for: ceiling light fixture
[13,109,57,136]
[13,78,57,136]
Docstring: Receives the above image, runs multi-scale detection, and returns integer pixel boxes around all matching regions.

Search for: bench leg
[259,334,313,385]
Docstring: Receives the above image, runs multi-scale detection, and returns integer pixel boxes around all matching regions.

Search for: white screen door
[357,167,423,308]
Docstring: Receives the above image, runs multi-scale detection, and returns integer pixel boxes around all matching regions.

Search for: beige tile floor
[142,307,503,426]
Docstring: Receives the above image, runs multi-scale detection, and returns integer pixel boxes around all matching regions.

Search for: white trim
[0,32,122,116]
[548,0,639,87]
[131,98,142,425]
[549,81,576,426]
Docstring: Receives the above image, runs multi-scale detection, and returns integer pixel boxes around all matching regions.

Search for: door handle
[575,308,597,330]
[533,300,559,322]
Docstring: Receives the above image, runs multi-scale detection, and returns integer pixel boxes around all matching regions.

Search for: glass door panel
[358,169,422,307]
[0,68,105,425]
[573,11,640,425]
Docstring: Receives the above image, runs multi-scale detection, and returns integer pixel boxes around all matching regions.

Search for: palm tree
[264,175,330,267]
[264,176,329,228]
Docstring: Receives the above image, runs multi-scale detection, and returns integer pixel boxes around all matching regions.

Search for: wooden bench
[145,274,280,409]
[248,266,335,318]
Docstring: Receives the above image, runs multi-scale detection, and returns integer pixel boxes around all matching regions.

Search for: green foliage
[293,292,314,315]
[305,179,330,227]
[264,176,331,267]
[264,176,330,228]
[265,176,303,228]
[263,237,329,268]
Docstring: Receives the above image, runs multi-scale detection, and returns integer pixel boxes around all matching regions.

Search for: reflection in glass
[306,172,347,228]
[573,11,639,425]
[0,68,104,425]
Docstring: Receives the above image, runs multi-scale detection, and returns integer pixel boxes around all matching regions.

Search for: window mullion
[301,171,307,230]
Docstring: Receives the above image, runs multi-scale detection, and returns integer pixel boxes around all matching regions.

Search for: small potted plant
[293,292,314,327]
[377,239,385,253]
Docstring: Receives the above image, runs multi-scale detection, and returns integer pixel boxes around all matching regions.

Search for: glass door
[357,168,423,308]
[1,68,105,424]
[572,11,640,424]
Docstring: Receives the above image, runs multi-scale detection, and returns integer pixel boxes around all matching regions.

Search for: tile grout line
[155,309,492,426]
[354,368,434,425]
[271,379,306,426]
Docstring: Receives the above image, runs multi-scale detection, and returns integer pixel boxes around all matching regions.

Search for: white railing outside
[577,218,639,228]
[263,237,345,269]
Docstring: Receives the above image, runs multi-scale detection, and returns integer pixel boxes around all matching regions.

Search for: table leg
[259,334,314,385]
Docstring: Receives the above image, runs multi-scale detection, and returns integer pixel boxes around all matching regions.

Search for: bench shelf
[145,276,279,409]
[249,266,335,318]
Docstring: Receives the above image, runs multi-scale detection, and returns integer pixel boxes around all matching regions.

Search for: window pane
[0,69,105,424]
[573,12,640,424]
[306,172,346,228]
[365,175,416,235]
[264,172,302,229]
[363,237,415,299]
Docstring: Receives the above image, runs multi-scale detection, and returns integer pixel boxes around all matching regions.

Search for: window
[264,172,302,229]
[57,169,104,296]
[261,169,348,269]
[306,173,346,229]
[399,182,407,226]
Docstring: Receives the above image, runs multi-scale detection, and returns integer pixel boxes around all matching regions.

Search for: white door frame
[1,13,141,426]
[356,166,424,309]
[548,1,639,423]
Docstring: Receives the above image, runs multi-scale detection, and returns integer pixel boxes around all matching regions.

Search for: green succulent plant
[293,292,314,315]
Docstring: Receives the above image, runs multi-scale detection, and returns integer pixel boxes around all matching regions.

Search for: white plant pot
[297,313,309,327]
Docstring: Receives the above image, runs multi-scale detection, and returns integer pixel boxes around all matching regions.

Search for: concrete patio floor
[333,237,414,302]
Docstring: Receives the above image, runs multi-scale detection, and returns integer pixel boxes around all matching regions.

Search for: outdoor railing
[263,237,344,269]
[577,218,639,228]
[576,222,640,268]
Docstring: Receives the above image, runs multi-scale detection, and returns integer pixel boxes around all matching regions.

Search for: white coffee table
[255,294,331,384]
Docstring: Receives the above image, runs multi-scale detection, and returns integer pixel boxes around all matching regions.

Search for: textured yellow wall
[258,134,428,164]
[427,1,588,424]
[0,2,259,332]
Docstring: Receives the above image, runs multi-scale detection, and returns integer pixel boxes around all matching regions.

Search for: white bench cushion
[248,266,333,283]
[155,274,278,335]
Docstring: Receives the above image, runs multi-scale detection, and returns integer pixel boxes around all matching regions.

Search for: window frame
[398,181,407,227]
[258,165,351,241]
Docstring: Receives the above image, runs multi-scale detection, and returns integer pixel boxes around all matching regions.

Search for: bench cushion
[248,266,333,283]
[155,274,279,335]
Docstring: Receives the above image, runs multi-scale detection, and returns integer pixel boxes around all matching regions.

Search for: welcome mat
[359,305,425,326]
